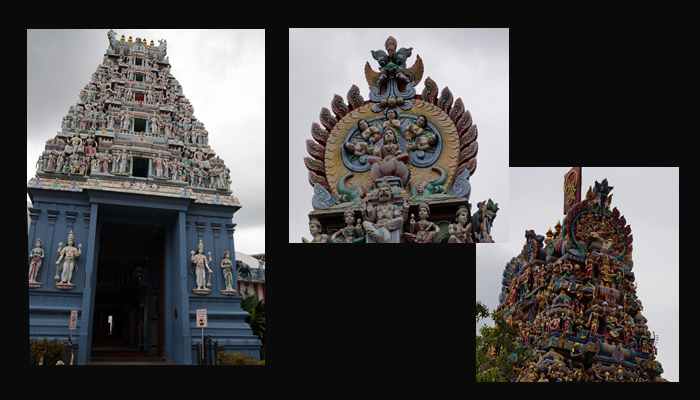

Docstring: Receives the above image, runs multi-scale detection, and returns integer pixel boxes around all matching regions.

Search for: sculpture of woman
[367,129,410,186]
[331,209,364,243]
[46,151,56,172]
[448,206,473,243]
[153,156,163,177]
[190,239,213,293]
[90,157,99,174]
[55,231,81,288]
[404,202,440,243]
[28,239,44,287]
[302,218,329,243]
[220,250,236,294]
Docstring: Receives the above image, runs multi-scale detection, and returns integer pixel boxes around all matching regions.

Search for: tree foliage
[475,301,533,382]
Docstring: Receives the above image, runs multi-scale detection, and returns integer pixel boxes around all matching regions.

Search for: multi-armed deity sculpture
[29,30,235,205]
[301,36,497,243]
[54,231,82,290]
[492,170,665,382]
[190,239,213,295]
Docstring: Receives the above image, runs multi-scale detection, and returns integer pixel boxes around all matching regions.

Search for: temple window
[133,117,147,133]
[135,73,144,82]
[132,157,149,178]
[135,58,143,66]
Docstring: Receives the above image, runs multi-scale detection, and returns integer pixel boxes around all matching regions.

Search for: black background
[11,22,687,391]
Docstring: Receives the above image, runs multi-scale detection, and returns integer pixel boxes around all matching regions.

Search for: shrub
[216,351,265,366]
[30,339,72,366]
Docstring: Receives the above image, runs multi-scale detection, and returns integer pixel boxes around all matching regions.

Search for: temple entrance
[90,220,166,363]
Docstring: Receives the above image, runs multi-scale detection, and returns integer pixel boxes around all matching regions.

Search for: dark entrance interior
[91,220,165,362]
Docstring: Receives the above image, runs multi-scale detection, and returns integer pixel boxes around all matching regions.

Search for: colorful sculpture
[301,36,497,243]
[494,178,665,382]
[190,239,213,295]
[55,231,82,289]
[28,239,44,288]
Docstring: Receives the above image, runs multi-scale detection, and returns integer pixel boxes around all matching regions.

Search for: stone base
[221,288,238,296]
[192,288,212,296]
[55,282,75,290]
[28,281,42,289]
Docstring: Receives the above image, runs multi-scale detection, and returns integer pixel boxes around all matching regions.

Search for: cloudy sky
[288,28,509,242]
[26,29,265,254]
[476,167,679,382]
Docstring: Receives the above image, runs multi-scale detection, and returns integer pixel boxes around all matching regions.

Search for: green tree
[241,293,266,356]
[475,301,532,382]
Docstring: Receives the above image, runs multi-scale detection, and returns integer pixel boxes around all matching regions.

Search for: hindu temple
[27,30,261,364]
[301,36,498,243]
[494,168,665,381]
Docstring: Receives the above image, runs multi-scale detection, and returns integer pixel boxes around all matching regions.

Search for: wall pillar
[176,210,192,364]
[77,203,99,365]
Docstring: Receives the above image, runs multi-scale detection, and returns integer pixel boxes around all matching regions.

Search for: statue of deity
[405,115,437,155]
[367,125,410,186]
[448,206,474,243]
[404,202,440,243]
[190,239,213,294]
[302,218,329,243]
[331,209,364,243]
[362,182,409,243]
[220,250,237,295]
[28,239,45,287]
[55,231,81,289]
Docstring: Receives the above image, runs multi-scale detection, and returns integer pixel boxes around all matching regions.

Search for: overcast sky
[288,28,509,242]
[476,167,679,382]
[26,29,265,254]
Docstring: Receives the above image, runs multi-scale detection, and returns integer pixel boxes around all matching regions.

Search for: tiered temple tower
[27,30,260,364]
[495,168,665,381]
[300,36,498,243]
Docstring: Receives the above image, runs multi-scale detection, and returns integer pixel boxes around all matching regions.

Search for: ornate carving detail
[421,77,438,104]
[302,218,329,243]
[319,107,337,131]
[28,239,45,288]
[220,249,237,295]
[438,87,454,114]
[449,167,472,200]
[346,84,365,110]
[311,183,337,210]
[306,139,325,161]
[310,122,328,145]
[47,209,59,223]
[331,95,349,119]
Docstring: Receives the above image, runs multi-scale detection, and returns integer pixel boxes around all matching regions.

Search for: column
[177,211,192,364]
[211,223,221,293]
[77,203,99,365]
[46,210,60,284]
[225,223,237,291]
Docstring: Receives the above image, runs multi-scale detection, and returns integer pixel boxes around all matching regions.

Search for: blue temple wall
[27,188,261,364]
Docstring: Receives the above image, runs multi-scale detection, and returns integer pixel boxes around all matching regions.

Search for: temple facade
[300,36,498,244]
[27,30,260,364]
[494,169,665,381]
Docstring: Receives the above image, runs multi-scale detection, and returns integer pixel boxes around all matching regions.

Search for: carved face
[419,205,429,219]
[416,115,427,127]
[457,210,469,225]
[378,185,393,202]
[67,236,74,246]
[384,132,396,144]
[34,239,41,248]
[358,119,369,131]
[309,221,320,235]
[198,241,204,253]
[387,110,397,120]
[344,211,354,225]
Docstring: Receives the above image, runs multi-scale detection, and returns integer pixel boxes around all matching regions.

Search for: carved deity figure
[55,231,81,288]
[367,125,410,186]
[28,239,44,286]
[362,182,409,243]
[220,250,236,294]
[448,206,474,243]
[331,209,364,243]
[302,218,329,243]
[406,115,437,155]
[359,119,382,145]
[190,239,213,292]
[404,202,439,243]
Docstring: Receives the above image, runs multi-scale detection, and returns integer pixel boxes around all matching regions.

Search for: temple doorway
[90,220,165,362]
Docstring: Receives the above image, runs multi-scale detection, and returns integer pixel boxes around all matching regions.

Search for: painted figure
[190,239,213,292]
[55,231,81,288]
[28,239,44,286]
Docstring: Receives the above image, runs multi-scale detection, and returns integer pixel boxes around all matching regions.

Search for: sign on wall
[69,310,78,330]
[196,309,208,328]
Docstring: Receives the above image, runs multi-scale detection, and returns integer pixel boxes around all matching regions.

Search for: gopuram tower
[495,168,665,381]
[301,36,498,243]
[27,30,260,364]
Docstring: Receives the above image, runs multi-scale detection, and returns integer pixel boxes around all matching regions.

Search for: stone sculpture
[220,249,237,295]
[404,202,439,243]
[302,218,329,243]
[190,238,213,295]
[55,231,82,289]
[448,205,473,243]
[361,181,409,243]
[330,208,364,243]
[28,239,44,288]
